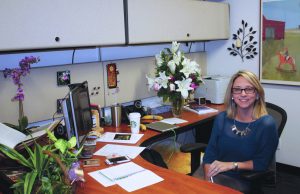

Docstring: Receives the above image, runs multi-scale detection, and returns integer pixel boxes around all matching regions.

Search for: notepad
[146,121,178,132]
[184,105,218,115]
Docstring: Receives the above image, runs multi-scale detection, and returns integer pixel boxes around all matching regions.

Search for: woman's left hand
[207,160,233,177]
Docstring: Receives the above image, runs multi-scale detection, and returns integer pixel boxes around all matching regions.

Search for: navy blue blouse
[203,111,278,175]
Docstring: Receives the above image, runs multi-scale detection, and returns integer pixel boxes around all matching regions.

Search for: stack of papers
[88,162,163,192]
[94,144,145,159]
[0,120,60,149]
[97,132,143,144]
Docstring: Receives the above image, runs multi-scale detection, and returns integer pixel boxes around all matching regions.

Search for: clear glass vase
[171,96,184,117]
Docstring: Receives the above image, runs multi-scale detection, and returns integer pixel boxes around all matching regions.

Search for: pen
[114,169,146,181]
[210,177,214,183]
[98,171,114,182]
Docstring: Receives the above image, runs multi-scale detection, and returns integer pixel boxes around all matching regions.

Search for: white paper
[97,132,144,144]
[160,118,188,124]
[100,162,145,180]
[0,122,26,149]
[0,120,60,149]
[88,170,115,187]
[94,144,146,159]
[92,162,163,192]
[116,169,163,192]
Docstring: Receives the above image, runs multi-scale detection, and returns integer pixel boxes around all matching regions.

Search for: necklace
[232,119,252,136]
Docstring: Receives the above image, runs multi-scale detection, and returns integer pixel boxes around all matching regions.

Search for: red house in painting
[262,15,285,41]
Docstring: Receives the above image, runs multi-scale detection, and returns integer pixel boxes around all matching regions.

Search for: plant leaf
[24,171,38,194]
[47,129,58,142]
[54,139,68,154]
[33,143,45,173]
[19,116,29,132]
[0,144,33,168]
[24,143,35,160]
[68,137,77,149]
[41,176,53,194]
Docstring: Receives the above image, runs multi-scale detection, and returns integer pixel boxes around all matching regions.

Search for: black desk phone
[122,100,146,124]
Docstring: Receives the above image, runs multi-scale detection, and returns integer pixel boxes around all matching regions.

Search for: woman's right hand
[205,161,234,178]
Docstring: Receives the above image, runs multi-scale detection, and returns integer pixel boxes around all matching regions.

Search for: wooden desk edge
[77,104,242,194]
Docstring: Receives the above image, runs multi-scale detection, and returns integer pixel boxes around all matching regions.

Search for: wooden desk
[77,104,241,194]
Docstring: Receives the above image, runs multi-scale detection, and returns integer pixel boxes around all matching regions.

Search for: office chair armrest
[240,170,273,181]
[180,143,207,153]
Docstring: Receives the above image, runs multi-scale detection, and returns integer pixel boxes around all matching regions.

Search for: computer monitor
[62,81,93,148]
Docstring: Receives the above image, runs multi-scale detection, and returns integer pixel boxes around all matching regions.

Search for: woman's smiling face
[232,76,257,110]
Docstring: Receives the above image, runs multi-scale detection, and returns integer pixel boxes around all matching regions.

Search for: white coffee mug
[128,112,141,134]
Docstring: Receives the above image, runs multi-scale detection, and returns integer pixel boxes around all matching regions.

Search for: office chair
[140,148,168,169]
[180,102,287,193]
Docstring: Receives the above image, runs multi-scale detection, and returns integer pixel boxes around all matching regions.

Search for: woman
[202,70,278,193]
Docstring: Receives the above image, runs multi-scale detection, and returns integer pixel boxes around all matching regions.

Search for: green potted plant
[0,129,84,194]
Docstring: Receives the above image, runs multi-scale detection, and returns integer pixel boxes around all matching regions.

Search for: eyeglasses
[232,87,256,94]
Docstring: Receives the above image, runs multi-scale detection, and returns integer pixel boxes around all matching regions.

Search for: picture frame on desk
[260,0,300,86]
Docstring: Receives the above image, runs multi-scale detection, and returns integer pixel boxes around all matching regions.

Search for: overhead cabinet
[0,0,125,51]
[126,0,230,44]
[0,0,229,51]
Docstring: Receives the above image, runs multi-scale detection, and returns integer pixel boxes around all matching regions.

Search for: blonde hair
[224,70,267,119]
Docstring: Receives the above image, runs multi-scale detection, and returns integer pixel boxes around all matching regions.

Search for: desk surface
[76,104,241,194]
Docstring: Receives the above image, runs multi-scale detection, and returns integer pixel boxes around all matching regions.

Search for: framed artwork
[260,0,300,85]
[106,63,118,88]
[57,70,71,86]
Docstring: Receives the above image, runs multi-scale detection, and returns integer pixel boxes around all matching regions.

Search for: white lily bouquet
[146,41,203,116]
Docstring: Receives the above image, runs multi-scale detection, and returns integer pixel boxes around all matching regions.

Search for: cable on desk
[165,128,177,164]
[145,129,178,165]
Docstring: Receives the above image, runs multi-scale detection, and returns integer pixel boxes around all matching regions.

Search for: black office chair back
[263,102,287,186]
[265,102,287,138]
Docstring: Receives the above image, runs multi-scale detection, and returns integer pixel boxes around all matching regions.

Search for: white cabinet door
[0,0,125,51]
[127,0,230,44]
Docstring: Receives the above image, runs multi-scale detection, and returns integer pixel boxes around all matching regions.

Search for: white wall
[0,52,206,125]
[206,0,300,167]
